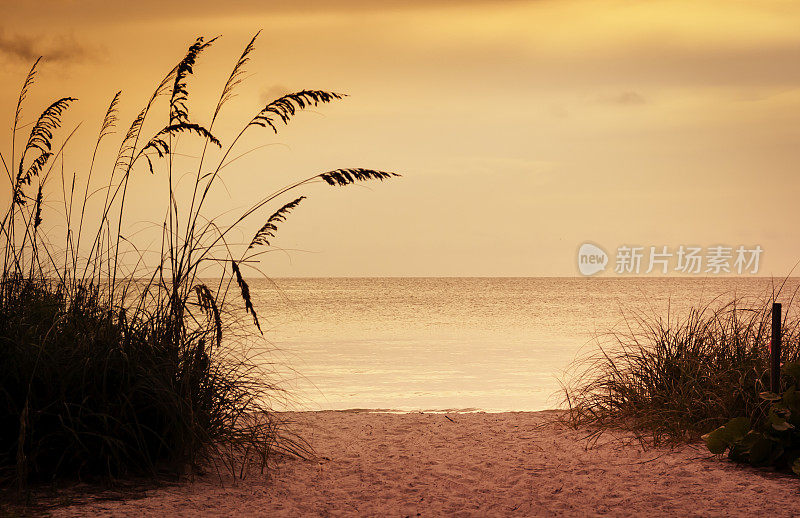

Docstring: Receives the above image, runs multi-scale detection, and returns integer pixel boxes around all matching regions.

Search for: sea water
[249,277,798,412]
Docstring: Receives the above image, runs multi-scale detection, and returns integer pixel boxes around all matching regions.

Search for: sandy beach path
[50,411,799,517]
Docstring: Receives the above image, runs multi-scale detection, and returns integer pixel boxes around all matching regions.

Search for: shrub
[703,362,800,474]
[563,294,800,444]
[0,33,397,489]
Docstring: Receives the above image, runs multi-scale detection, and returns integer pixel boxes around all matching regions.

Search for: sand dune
[51,411,799,517]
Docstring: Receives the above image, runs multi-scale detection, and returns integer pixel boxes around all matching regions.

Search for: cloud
[260,84,292,104]
[25,0,532,18]
[0,29,87,63]
[597,91,647,106]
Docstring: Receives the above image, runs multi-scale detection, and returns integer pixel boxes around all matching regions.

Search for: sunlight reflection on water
[248,277,799,411]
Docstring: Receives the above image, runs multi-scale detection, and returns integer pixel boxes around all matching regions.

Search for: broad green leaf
[770,412,795,432]
[760,391,782,402]
[783,362,800,381]
[768,443,785,465]
[722,417,751,442]
[702,427,729,455]
[749,436,773,465]
[784,386,800,413]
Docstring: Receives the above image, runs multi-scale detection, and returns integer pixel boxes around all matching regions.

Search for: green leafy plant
[703,362,800,474]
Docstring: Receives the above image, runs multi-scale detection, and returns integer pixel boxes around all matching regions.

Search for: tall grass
[0,33,397,490]
[563,290,800,444]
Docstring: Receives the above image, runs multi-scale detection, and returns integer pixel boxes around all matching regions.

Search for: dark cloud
[597,91,647,106]
[0,30,87,63]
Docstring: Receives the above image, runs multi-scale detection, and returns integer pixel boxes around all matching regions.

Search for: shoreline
[282,407,560,414]
[48,410,799,517]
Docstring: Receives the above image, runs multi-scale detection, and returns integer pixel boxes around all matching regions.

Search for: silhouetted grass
[0,33,397,492]
[563,291,800,444]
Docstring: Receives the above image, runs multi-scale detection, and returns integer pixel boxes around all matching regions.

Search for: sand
[49,410,799,517]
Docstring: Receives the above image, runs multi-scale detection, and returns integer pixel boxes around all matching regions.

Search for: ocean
[251,277,798,412]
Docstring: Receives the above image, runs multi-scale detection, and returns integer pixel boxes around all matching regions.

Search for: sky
[2,0,800,277]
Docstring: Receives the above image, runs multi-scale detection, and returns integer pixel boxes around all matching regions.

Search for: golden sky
[2,0,800,276]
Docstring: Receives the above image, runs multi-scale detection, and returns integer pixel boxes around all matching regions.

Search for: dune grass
[0,33,397,492]
[563,289,800,444]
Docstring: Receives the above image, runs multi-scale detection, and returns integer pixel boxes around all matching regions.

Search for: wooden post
[770,302,782,394]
